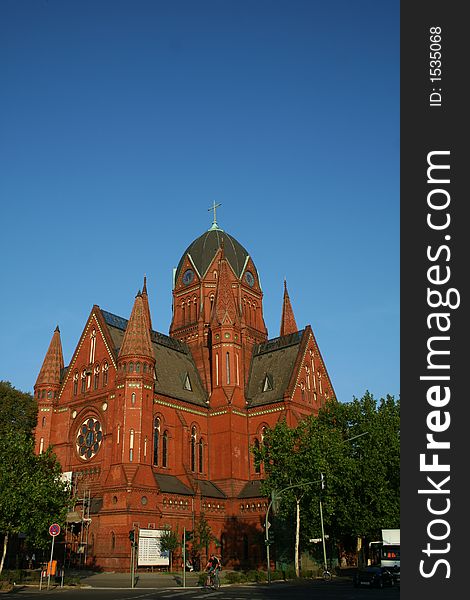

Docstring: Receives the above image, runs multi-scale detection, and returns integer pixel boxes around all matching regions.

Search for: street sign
[49,523,61,537]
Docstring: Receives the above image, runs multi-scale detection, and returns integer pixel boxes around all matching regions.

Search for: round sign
[49,523,61,537]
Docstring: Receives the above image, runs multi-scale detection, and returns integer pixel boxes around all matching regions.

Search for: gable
[59,308,117,400]
[289,326,336,406]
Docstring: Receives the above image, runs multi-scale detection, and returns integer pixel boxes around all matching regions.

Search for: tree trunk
[295,499,300,577]
[0,532,8,575]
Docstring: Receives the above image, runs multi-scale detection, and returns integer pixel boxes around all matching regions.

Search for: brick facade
[34,223,335,571]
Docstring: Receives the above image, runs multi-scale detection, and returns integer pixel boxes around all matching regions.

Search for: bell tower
[169,211,267,394]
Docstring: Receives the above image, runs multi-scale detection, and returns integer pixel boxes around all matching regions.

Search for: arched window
[253,438,261,474]
[136,362,141,373]
[103,362,108,386]
[111,531,116,551]
[131,392,136,405]
[198,438,204,473]
[81,370,86,393]
[190,426,197,472]
[162,431,168,467]
[129,429,134,462]
[129,362,134,373]
[226,352,230,384]
[73,372,79,396]
[243,534,249,560]
[42,416,46,427]
[153,417,160,466]
[94,364,100,390]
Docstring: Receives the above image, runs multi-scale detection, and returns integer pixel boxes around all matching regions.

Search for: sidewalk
[70,569,202,589]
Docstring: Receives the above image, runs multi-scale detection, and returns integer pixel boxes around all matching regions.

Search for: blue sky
[0,0,399,404]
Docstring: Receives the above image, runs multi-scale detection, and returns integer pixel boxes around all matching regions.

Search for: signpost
[47,524,61,590]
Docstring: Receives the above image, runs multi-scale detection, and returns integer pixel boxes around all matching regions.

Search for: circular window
[244,271,255,287]
[76,417,103,460]
[182,269,194,286]
[141,496,148,505]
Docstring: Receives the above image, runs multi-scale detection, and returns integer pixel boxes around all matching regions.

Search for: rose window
[76,417,103,460]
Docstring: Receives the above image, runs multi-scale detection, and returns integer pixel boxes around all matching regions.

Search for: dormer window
[183,373,192,391]
[263,374,273,392]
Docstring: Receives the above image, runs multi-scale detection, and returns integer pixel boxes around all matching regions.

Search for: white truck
[369,528,400,569]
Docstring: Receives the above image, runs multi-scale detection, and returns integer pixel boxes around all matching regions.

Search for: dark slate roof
[154,473,194,496]
[175,227,251,281]
[100,310,208,407]
[197,480,226,498]
[238,480,265,498]
[245,330,304,407]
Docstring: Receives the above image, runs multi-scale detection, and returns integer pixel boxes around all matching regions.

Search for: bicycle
[204,568,221,590]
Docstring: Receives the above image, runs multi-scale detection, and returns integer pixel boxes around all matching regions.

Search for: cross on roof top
[208,201,222,230]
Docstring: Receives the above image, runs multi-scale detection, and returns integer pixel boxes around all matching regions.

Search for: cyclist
[204,554,221,588]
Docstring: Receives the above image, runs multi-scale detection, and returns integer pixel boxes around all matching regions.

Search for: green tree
[0,383,71,574]
[158,525,179,571]
[191,514,216,567]
[0,381,37,435]
[254,392,400,569]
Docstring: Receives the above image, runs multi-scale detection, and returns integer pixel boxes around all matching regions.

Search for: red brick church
[33,213,335,571]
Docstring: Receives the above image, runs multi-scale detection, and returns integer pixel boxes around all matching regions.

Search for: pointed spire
[141,275,153,331]
[280,279,298,337]
[119,293,154,360]
[36,326,64,388]
[212,240,237,325]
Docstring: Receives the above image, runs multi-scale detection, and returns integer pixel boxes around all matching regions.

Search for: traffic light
[264,521,274,545]
[129,529,135,544]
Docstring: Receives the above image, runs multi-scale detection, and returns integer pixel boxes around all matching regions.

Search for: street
[9,578,400,600]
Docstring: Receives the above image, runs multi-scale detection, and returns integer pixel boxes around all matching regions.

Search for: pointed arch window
[162,430,168,467]
[129,429,134,462]
[190,426,197,472]
[73,372,79,396]
[153,417,160,466]
[253,438,261,474]
[103,362,108,386]
[94,364,100,390]
[131,392,136,405]
[81,370,86,393]
[198,438,204,473]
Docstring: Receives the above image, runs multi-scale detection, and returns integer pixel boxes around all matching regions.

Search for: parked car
[353,566,396,588]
